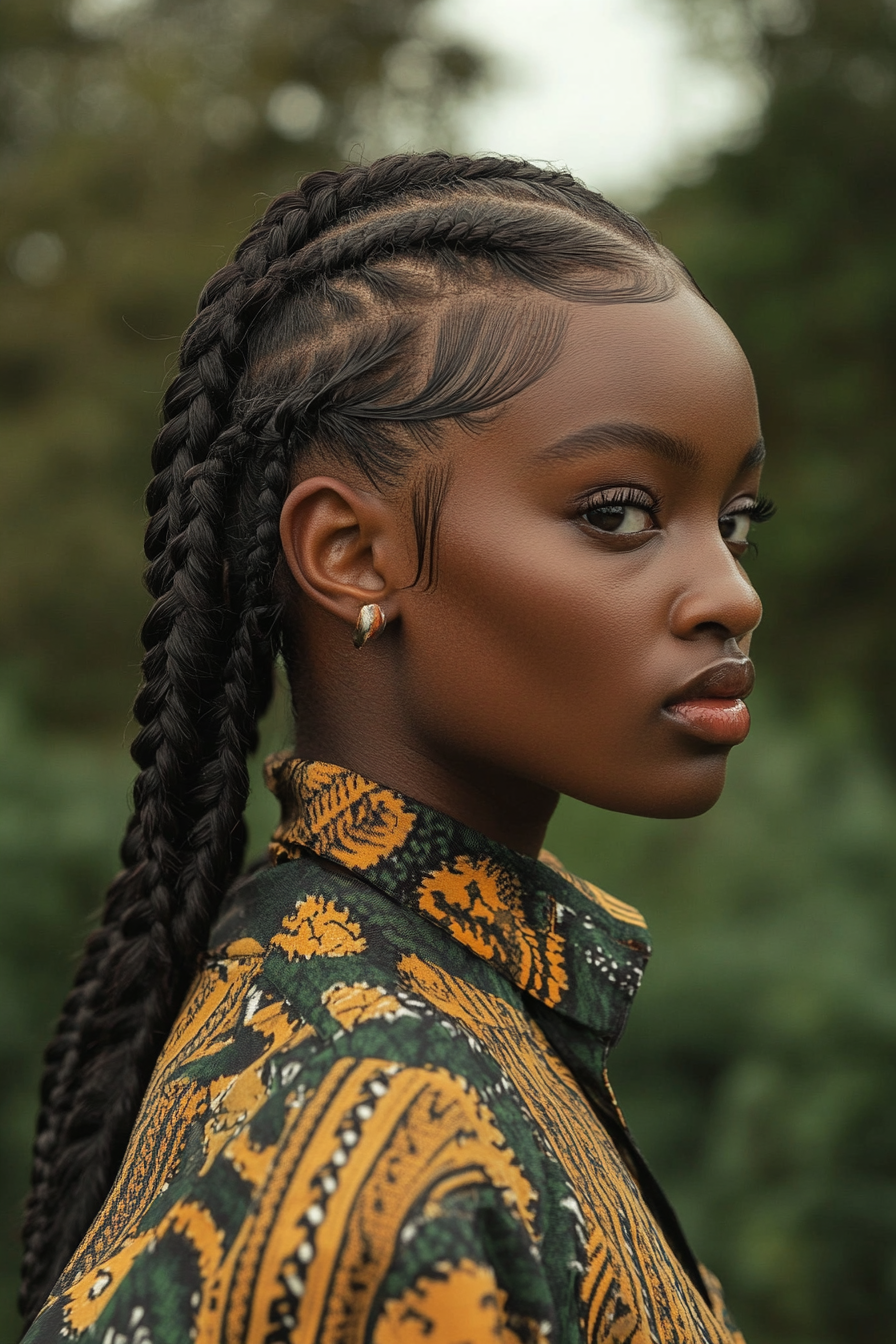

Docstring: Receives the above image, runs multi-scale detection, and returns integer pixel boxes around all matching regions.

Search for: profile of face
[280,285,766,853]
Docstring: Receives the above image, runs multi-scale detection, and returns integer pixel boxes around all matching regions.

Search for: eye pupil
[587,505,625,532]
[720,513,750,544]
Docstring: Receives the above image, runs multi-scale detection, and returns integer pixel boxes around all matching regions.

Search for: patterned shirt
[27,758,745,1344]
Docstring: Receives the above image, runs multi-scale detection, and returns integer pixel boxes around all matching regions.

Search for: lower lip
[663,697,751,746]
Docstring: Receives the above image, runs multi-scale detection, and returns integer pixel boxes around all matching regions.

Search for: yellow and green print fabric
[26,758,745,1344]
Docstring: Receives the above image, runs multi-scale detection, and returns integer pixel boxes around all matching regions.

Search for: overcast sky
[73,0,765,208]
[432,0,764,206]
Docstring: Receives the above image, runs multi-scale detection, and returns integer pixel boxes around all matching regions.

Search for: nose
[668,543,763,645]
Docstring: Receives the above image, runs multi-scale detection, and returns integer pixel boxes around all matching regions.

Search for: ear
[279,476,407,627]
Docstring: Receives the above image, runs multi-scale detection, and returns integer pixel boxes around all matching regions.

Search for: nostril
[693,621,732,637]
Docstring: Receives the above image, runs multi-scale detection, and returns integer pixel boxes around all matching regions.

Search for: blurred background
[2,0,895,1337]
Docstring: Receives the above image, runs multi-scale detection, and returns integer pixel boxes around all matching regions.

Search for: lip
[662,658,755,746]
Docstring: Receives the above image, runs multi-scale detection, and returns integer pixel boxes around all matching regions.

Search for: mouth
[662,658,755,747]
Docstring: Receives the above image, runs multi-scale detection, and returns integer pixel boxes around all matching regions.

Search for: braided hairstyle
[20,151,689,1324]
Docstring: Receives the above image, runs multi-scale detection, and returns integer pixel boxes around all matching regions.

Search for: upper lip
[664,658,755,706]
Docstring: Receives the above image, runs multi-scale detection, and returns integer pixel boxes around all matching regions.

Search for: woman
[21,152,771,1342]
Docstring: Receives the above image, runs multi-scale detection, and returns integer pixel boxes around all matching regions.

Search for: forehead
[494,289,759,462]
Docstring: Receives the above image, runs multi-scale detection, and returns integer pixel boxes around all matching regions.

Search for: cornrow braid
[20,151,687,1326]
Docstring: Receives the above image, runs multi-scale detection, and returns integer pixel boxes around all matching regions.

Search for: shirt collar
[265,755,651,1056]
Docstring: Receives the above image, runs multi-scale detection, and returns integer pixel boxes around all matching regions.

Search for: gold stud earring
[353,603,387,648]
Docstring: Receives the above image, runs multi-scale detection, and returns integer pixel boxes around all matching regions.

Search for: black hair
[19,150,688,1324]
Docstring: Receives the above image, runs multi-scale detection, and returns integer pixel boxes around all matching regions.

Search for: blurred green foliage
[1,0,895,1340]
[0,689,131,1338]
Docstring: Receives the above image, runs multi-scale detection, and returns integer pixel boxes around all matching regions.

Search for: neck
[291,668,558,859]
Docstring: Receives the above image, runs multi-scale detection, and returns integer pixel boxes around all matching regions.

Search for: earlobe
[352,603,387,648]
[278,476,399,626]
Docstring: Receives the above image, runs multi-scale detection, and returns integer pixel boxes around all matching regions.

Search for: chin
[640,792,725,820]
[573,753,731,820]
[642,753,732,819]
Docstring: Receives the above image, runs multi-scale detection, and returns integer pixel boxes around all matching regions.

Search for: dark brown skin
[279,287,764,857]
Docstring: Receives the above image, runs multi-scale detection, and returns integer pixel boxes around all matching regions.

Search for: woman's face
[396,286,765,821]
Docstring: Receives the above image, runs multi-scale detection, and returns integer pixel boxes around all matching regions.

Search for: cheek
[400,516,662,758]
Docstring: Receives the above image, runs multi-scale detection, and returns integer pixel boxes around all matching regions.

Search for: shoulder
[28,1050,550,1344]
[209,855,524,1074]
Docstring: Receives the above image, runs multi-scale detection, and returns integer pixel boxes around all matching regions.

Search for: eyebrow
[536,420,766,475]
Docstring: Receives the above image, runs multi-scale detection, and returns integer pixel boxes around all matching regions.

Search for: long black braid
[20,152,687,1325]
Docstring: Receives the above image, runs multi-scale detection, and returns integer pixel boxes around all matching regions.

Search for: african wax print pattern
[25,758,745,1344]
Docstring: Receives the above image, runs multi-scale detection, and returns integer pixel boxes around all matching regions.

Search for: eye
[719,495,776,554]
[581,489,657,536]
[719,511,752,545]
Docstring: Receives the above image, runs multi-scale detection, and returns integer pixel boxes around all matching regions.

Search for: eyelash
[721,494,777,556]
[738,495,777,525]
[580,485,659,518]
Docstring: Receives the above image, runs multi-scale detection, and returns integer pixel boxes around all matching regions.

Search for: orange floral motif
[419,856,508,961]
[418,856,568,1007]
[267,757,415,869]
[322,981,409,1030]
[272,894,367,960]
[372,1258,547,1344]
